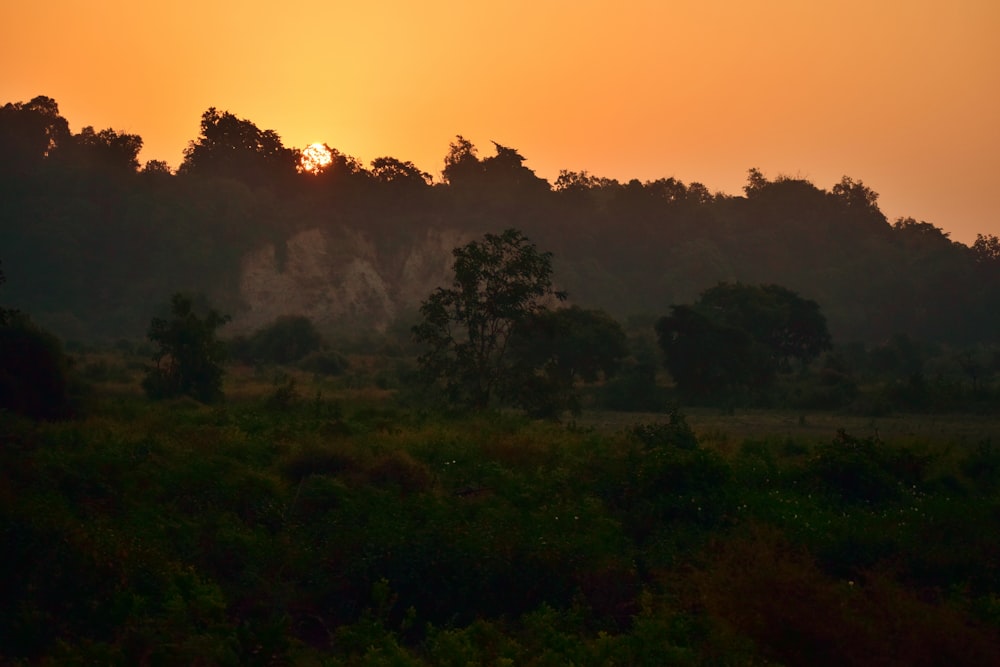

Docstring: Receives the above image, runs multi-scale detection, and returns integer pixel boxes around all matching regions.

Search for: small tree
[142,293,230,403]
[412,228,565,409]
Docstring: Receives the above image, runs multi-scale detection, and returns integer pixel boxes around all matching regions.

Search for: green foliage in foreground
[3,395,1000,665]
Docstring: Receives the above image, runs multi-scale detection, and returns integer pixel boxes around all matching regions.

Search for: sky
[2,0,998,244]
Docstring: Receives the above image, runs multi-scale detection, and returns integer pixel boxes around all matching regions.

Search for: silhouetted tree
[507,306,628,418]
[0,318,76,420]
[656,283,831,403]
[656,304,766,402]
[179,108,297,186]
[59,126,143,172]
[142,293,230,403]
[0,95,70,171]
[441,135,481,186]
[370,157,432,186]
[697,283,832,369]
[0,261,75,420]
[413,229,565,409]
[972,234,1000,264]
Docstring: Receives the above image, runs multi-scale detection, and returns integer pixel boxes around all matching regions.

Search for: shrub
[806,430,901,504]
[232,315,324,365]
[142,293,229,403]
[0,316,77,420]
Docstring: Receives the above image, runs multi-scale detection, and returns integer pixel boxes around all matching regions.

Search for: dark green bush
[142,293,229,403]
[231,315,324,365]
[0,317,77,420]
[806,430,902,503]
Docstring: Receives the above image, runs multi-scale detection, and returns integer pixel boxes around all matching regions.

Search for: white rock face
[234,227,471,334]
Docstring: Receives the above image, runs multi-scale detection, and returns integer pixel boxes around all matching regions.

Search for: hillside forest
[2,95,999,346]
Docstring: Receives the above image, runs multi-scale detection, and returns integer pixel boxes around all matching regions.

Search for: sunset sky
[2,1,997,244]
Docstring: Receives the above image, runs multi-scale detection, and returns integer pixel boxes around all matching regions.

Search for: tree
[656,283,831,403]
[0,95,70,171]
[179,107,297,186]
[370,157,432,186]
[441,135,481,186]
[506,306,628,418]
[142,293,231,403]
[656,304,767,402]
[972,234,1000,264]
[0,260,75,420]
[697,283,832,369]
[412,228,565,409]
[60,125,144,172]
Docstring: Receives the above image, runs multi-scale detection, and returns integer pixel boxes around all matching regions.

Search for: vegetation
[2,96,999,345]
[412,228,566,410]
[3,95,1000,664]
[229,314,325,366]
[656,283,831,404]
[142,293,231,403]
[3,363,1000,665]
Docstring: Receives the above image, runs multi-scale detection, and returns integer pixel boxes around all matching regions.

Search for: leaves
[413,229,564,409]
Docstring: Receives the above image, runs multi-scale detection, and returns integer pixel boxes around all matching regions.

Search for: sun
[298,143,333,174]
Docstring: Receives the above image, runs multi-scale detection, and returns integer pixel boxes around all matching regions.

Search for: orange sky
[2,1,998,244]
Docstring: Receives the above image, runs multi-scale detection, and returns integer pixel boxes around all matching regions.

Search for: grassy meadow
[3,352,1000,665]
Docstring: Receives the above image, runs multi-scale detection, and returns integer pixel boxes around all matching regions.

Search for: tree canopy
[413,229,565,409]
[2,95,999,346]
[657,283,832,403]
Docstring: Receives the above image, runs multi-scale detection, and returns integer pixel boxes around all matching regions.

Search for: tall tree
[179,108,297,186]
[0,95,71,171]
[413,228,565,409]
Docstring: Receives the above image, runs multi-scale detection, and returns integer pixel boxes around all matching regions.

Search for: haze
[2,0,997,243]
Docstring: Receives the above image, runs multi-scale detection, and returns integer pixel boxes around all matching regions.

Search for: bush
[231,315,324,365]
[806,430,902,504]
[142,293,229,403]
[0,317,77,420]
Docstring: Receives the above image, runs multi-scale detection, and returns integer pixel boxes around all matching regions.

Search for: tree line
[2,95,999,345]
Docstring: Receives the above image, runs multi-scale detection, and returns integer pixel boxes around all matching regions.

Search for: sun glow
[299,143,333,174]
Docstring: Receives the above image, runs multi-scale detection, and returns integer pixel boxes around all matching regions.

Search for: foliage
[3,96,1000,347]
[0,315,77,420]
[656,283,832,404]
[142,293,230,403]
[655,304,766,403]
[229,314,324,365]
[507,306,628,418]
[697,282,832,367]
[3,372,1000,664]
[972,233,1000,264]
[412,228,566,409]
[179,107,298,186]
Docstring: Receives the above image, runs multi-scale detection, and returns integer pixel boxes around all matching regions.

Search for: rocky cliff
[234,226,472,334]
